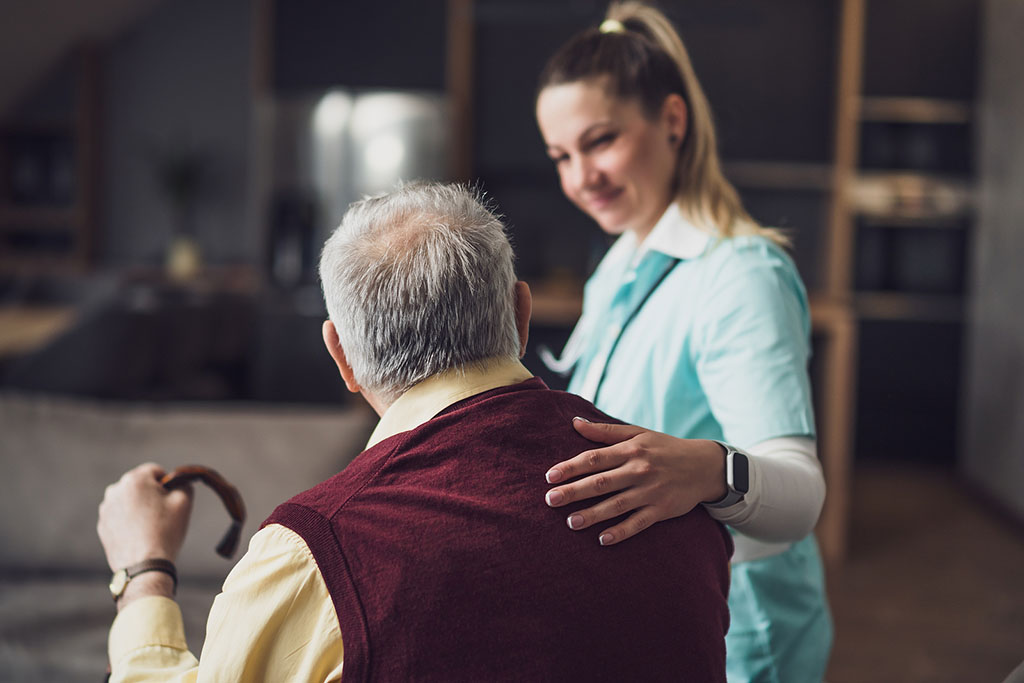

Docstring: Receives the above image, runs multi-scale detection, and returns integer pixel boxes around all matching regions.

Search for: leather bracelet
[109,558,177,602]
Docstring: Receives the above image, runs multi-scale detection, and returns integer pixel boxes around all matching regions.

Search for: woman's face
[536,78,684,239]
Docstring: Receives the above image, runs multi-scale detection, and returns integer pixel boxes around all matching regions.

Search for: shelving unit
[727,0,979,569]
[820,0,979,561]
[0,45,100,275]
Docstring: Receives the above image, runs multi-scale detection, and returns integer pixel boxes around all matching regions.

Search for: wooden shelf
[855,292,964,322]
[723,161,834,191]
[849,172,974,221]
[526,289,867,331]
[0,253,87,274]
[857,213,969,230]
[860,96,972,124]
[117,264,263,297]
[528,285,582,327]
[809,295,855,328]
[0,205,79,230]
[0,44,99,275]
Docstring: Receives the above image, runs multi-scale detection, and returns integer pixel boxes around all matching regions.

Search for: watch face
[733,453,750,494]
[109,569,128,598]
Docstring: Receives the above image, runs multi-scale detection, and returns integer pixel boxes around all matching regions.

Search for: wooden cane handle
[161,465,246,558]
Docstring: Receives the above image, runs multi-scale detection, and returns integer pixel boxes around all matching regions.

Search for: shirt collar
[633,202,714,263]
[365,357,534,449]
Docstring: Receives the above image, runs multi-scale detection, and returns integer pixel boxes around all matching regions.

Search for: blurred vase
[166,235,202,281]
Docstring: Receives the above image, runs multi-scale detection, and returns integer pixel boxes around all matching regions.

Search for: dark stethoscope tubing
[591,257,681,405]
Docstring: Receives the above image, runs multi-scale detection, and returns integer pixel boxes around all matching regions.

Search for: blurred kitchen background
[0,1,1021,681]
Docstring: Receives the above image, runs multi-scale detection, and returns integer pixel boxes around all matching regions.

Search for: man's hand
[98,463,193,574]
[543,419,727,546]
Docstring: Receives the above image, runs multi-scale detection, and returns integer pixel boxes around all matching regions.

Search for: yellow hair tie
[599,18,625,34]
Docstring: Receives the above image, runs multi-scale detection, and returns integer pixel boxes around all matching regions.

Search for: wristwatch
[109,559,177,602]
[704,441,750,508]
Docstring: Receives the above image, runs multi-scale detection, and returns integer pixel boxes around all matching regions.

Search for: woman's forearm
[704,436,825,543]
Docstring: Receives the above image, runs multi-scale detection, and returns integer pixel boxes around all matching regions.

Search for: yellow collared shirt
[108,358,533,682]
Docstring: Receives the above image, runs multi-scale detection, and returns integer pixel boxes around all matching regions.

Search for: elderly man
[98,182,732,681]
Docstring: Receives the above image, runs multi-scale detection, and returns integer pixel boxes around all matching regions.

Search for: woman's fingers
[571,417,648,445]
[595,508,662,546]
[546,420,652,484]
[545,466,638,507]
[545,440,634,484]
[559,491,665,547]
[562,490,650,531]
[546,422,717,546]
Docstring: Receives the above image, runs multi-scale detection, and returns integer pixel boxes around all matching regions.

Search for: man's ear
[322,320,361,393]
[514,281,532,358]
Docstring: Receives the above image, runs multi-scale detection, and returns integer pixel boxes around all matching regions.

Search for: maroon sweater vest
[264,378,732,682]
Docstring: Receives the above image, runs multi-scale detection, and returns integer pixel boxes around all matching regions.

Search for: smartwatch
[704,441,750,508]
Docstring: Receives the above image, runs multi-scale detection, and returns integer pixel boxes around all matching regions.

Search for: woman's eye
[550,153,569,165]
[591,132,617,148]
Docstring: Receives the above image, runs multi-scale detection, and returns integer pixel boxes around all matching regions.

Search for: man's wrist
[116,571,176,613]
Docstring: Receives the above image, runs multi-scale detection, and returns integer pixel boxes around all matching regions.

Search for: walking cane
[105,465,246,680]
[161,465,247,558]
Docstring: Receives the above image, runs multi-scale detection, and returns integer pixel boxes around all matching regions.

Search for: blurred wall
[962,0,1024,520]
[101,0,255,266]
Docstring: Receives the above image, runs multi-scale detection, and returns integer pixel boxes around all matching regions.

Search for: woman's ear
[322,320,361,393]
[662,93,688,149]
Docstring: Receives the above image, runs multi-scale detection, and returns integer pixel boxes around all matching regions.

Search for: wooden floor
[825,464,1024,683]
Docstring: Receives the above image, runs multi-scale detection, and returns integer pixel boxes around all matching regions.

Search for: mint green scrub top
[563,205,833,682]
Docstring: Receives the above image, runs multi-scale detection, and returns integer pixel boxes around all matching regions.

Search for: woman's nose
[567,156,601,192]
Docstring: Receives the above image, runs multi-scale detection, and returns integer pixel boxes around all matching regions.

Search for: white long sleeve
[704,435,825,563]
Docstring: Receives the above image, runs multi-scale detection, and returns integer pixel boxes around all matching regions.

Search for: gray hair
[319,182,521,403]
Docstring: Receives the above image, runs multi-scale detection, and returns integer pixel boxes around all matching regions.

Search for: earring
[669,134,679,145]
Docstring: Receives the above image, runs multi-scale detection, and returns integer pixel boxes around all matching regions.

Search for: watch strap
[110,559,177,601]
[704,441,748,509]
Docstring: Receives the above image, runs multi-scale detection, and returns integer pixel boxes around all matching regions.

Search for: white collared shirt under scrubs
[555,203,833,683]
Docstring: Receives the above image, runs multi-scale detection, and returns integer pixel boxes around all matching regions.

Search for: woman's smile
[536,78,681,240]
[585,186,624,211]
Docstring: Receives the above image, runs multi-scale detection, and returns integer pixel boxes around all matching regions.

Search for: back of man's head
[319,182,520,403]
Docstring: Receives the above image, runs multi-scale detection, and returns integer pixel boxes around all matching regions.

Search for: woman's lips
[586,187,623,211]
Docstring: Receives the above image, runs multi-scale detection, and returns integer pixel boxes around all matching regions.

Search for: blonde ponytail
[542,2,789,246]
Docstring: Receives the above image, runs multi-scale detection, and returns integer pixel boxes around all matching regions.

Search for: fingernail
[567,514,584,530]
[545,468,562,484]
[573,416,592,423]
[599,533,613,546]
[545,490,564,506]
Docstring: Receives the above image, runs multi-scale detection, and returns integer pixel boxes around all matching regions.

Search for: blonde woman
[536,3,832,680]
